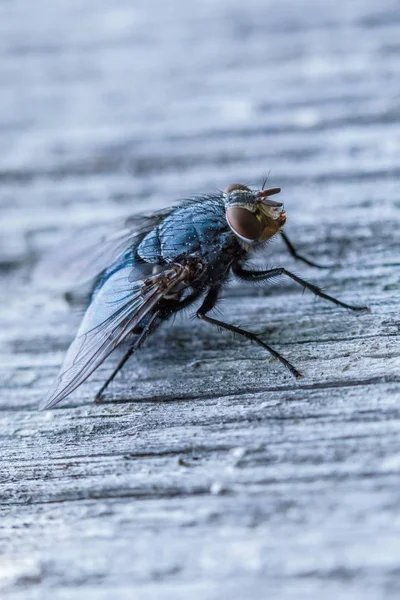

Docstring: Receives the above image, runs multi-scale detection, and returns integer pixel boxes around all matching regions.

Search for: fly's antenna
[260,169,271,191]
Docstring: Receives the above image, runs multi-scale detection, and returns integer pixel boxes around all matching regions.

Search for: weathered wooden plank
[1,0,400,599]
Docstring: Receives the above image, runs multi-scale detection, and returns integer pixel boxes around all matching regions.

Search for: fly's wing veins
[36,210,172,288]
[40,263,189,409]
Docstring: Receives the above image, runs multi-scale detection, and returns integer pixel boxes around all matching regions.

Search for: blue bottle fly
[41,183,368,409]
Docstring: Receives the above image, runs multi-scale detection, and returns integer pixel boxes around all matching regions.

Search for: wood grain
[1,1,399,598]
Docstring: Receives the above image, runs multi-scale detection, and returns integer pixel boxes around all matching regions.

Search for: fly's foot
[348,304,371,313]
[285,362,303,380]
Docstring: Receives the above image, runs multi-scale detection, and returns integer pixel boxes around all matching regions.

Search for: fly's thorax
[223,184,286,246]
[137,197,230,264]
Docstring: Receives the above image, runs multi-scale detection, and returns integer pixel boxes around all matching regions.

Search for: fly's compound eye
[226,206,262,243]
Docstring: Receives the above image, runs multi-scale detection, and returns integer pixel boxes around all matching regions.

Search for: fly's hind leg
[95,288,203,403]
[197,287,302,380]
[95,311,160,403]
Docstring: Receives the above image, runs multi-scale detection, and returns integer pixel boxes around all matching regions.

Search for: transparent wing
[36,210,172,288]
[40,263,187,409]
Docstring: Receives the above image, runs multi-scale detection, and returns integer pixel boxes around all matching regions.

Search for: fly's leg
[197,287,302,380]
[95,311,160,403]
[95,289,202,402]
[280,231,331,269]
[233,264,370,312]
[158,289,203,319]
[94,347,136,404]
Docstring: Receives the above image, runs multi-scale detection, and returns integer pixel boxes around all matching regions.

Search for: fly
[40,183,369,409]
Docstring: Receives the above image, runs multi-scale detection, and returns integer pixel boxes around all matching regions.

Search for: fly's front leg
[197,287,302,380]
[280,231,331,269]
[233,264,369,312]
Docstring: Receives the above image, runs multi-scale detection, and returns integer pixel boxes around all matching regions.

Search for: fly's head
[223,183,286,245]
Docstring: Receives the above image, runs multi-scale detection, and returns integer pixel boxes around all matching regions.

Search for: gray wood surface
[1,0,399,598]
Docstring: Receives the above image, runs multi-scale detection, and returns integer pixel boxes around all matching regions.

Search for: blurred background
[1,2,400,599]
[1,0,399,269]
